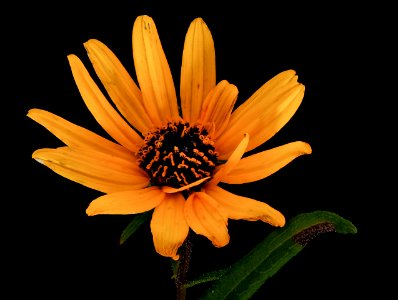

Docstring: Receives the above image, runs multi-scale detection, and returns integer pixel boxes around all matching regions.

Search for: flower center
[137,121,218,191]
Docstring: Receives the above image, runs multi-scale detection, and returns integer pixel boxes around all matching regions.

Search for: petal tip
[86,206,96,216]
[171,254,180,261]
[137,15,154,25]
[33,157,45,165]
[265,209,285,227]
[67,54,79,64]
[212,236,230,248]
[283,69,297,77]
[306,143,313,155]
[193,17,204,24]
[26,108,36,118]
[277,214,286,227]
[83,38,98,46]
[301,142,312,155]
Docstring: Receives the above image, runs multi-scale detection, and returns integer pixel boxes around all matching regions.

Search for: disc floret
[138,121,218,191]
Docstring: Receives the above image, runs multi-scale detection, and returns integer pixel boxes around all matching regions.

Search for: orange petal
[205,185,285,227]
[216,70,304,159]
[86,186,165,215]
[150,193,189,260]
[209,133,249,186]
[33,147,149,193]
[198,80,238,139]
[162,177,210,193]
[84,39,153,133]
[27,109,134,161]
[132,15,179,126]
[68,54,142,152]
[180,17,216,122]
[222,141,312,184]
[184,192,229,247]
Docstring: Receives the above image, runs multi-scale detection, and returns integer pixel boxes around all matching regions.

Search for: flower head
[29,15,312,260]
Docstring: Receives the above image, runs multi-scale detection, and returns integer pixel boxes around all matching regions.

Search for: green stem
[176,236,192,300]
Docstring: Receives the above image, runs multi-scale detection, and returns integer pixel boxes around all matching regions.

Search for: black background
[9,0,388,299]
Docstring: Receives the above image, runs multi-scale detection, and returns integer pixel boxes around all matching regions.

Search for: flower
[28,15,312,260]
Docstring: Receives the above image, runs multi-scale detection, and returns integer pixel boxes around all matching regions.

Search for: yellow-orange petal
[204,185,285,227]
[184,192,229,247]
[180,17,216,123]
[228,70,297,119]
[209,133,249,186]
[222,141,312,184]
[132,15,179,126]
[162,177,210,193]
[150,193,189,260]
[216,70,304,159]
[27,109,134,161]
[33,147,149,194]
[86,186,165,215]
[198,80,238,139]
[67,54,142,152]
[84,39,153,133]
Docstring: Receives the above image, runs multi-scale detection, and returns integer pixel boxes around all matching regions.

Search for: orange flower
[29,15,312,260]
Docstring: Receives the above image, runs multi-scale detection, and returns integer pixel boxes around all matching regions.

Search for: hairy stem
[176,237,192,300]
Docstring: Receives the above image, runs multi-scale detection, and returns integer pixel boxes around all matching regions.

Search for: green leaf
[186,268,230,288]
[199,210,357,300]
[119,211,151,245]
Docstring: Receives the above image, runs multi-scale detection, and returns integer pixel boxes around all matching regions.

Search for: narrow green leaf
[119,211,151,245]
[199,210,357,300]
[185,268,230,288]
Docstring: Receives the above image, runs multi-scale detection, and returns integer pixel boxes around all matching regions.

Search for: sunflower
[28,15,312,260]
